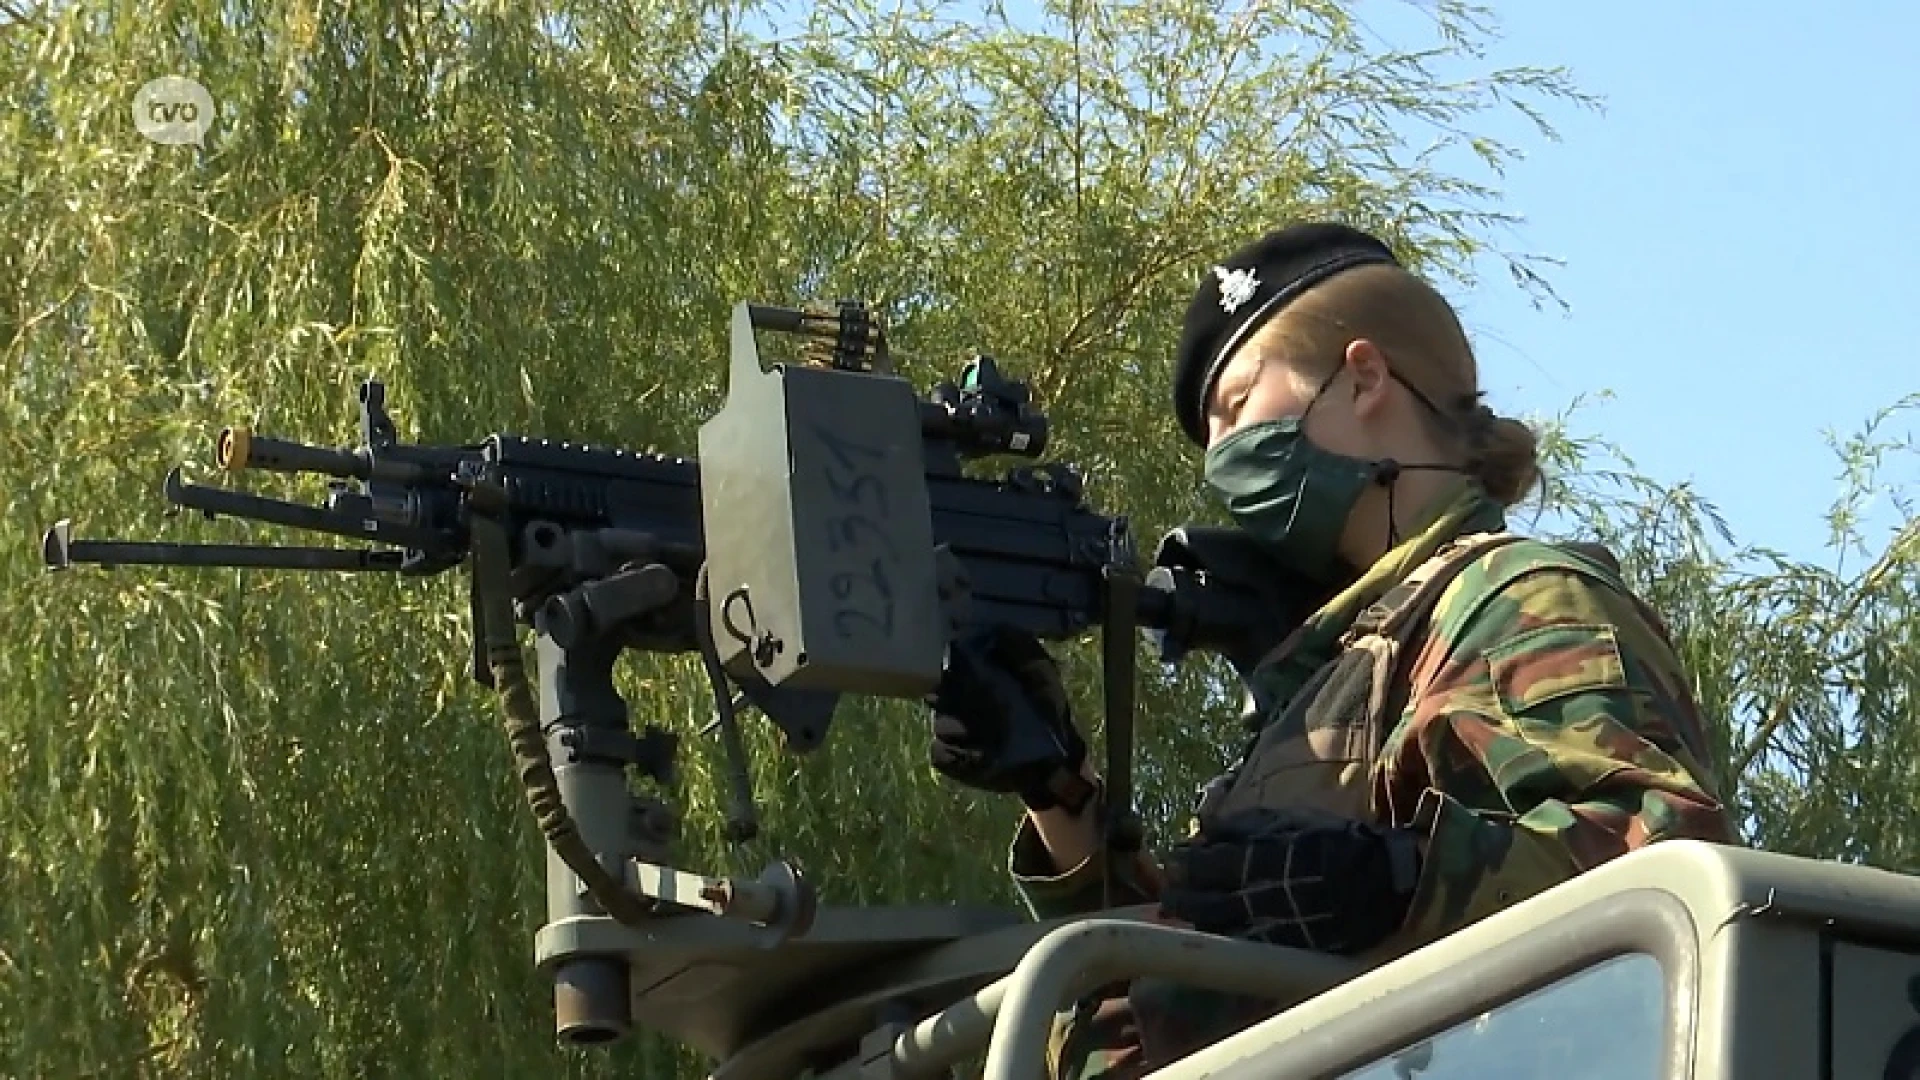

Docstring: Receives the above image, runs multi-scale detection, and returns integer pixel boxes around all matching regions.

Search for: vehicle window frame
[1338,950,1668,1079]
[1200,888,1700,1080]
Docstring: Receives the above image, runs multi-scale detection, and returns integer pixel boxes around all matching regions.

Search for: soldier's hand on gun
[1157,807,1424,956]
[925,624,1090,811]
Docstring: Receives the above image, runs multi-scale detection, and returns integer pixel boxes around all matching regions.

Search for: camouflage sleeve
[1385,555,1736,951]
[1007,815,1163,921]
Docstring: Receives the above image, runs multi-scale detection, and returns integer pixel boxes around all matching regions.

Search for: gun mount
[41,300,1331,1078]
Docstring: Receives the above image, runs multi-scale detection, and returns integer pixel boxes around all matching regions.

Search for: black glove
[1158,807,1423,955]
[927,625,1092,813]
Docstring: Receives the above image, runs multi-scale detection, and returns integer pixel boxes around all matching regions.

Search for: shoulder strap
[1345,531,1525,647]
[1330,531,1524,737]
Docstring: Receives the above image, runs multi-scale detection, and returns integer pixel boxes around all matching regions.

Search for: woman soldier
[925,222,1737,1079]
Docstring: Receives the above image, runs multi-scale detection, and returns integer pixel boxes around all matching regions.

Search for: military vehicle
[500,833,1918,1080]
[46,301,1906,1079]
[1142,835,1920,1080]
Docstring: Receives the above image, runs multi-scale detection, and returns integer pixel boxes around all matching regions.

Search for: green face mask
[1202,416,1385,585]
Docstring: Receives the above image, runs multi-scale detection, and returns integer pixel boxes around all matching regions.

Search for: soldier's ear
[1343,338,1393,419]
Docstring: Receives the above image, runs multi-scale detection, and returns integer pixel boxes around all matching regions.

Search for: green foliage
[6,0,1911,1076]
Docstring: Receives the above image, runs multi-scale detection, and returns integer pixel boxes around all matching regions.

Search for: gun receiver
[41,300,1318,1076]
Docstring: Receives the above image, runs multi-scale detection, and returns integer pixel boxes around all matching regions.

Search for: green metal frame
[725,839,1920,1080]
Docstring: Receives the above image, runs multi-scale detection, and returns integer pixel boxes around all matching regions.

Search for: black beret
[1171,222,1401,446]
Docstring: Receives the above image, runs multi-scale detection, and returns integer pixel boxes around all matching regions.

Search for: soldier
[924,222,1737,1078]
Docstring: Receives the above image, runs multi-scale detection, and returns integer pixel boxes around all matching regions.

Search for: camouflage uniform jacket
[1004,482,1736,1078]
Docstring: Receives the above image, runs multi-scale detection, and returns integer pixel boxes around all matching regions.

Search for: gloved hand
[927,625,1092,813]
[1158,807,1423,956]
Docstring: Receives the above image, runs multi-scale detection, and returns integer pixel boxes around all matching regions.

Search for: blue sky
[1386,3,1918,569]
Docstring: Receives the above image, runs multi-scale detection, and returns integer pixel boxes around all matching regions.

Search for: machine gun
[41,300,1323,1078]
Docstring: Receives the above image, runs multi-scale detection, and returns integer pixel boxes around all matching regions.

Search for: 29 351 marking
[811,423,898,640]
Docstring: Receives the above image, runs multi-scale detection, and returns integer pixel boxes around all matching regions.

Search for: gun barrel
[218,426,367,479]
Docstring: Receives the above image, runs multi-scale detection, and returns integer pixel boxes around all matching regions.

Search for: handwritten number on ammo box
[811,423,899,640]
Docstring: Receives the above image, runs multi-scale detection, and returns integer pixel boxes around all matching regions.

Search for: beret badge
[1213,265,1261,314]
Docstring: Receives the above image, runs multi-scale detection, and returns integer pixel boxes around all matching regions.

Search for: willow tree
[4,0,1632,1075]
[1527,394,1920,862]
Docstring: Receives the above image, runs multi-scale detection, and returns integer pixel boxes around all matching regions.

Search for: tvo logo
[133,76,215,146]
